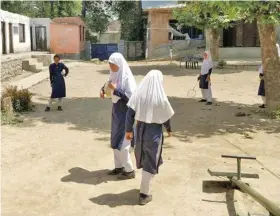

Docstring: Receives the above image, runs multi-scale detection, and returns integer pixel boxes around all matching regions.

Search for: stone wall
[1,58,27,81]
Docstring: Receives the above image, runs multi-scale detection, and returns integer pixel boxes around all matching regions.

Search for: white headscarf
[108,52,136,98]
[127,70,174,124]
[201,51,213,75]
[276,43,280,57]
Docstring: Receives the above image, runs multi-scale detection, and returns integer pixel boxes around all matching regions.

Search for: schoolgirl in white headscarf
[100,52,137,179]
[198,51,213,105]
[125,70,174,205]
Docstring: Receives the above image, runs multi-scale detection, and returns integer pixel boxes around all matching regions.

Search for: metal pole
[237,158,241,180]
[231,177,280,216]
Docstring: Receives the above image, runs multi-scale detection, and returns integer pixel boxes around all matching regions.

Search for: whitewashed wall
[30,18,51,51]
[0,10,31,54]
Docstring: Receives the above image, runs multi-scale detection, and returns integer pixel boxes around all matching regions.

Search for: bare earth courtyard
[1,61,280,216]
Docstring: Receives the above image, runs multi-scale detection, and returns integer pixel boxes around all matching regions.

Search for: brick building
[50,17,86,59]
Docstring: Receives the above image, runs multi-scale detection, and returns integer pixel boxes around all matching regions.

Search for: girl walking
[125,70,174,205]
[100,52,137,180]
[45,55,69,111]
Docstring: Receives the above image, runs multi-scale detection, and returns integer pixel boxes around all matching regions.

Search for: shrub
[217,59,227,69]
[1,85,33,113]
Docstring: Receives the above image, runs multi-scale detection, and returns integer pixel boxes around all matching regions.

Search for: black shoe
[108,168,124,175]
[139,193,152,205]
[45,106,50,112]
[118,170,136,180]
[206,102,213,105]
[57,106,63,111]
[198,99,207,102]
[259,104,266,109]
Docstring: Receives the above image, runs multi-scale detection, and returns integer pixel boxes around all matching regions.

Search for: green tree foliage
[173,1,238,61]
[83,1,111,42]
[174,1,236,30]
[1,0,81,18]
[109,0,143,41]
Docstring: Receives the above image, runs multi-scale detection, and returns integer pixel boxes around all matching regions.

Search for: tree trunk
[257,21,280,111]
[50,1,54,18]
[206,28,220,61]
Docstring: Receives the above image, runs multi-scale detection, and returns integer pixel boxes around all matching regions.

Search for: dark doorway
[1,22,7,54]
[30,27,34,51]
[243,21,258,47]
[223,27,236,47]
[35,26,47,51]
[9,23,14,53]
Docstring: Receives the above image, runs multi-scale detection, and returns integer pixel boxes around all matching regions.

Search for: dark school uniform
[125,107,171,175]
[49,63,69,98]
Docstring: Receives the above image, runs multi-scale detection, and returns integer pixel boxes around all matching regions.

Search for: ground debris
[235,112,251,117]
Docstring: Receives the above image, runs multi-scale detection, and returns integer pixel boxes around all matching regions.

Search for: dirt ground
[2,61,280,216]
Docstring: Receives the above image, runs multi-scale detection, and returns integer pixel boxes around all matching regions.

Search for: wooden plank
[221,154,256,160]
[208,169,259,179]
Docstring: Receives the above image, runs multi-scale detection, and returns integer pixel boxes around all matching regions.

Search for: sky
[141,1,177,9]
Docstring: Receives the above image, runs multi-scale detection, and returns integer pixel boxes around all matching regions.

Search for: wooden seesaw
[207,154,280,216]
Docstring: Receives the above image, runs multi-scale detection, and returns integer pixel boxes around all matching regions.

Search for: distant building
[99,20,121,44]
[30,18,51,51]
[50,17,86,59]
[1,9,31,54]
[143,4,280,60]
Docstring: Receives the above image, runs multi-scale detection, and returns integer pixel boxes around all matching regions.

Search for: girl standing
[45,55,69,111]
[198,51,213,105]
[100,52,137,180]
[258,64,265,108]
[125,70,174,205]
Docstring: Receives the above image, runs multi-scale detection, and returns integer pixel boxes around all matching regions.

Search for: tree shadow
[202,180,237,216]
[95,63,256,77]
[89,189,139,207]
[19,96,280,139]
[61,167,119,185]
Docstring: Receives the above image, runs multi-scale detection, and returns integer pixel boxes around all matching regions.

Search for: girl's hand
[108,82,116,90]
[207,75,210,81]
[126,132,133,140]
[167,131,172,137]
[100,91,105,99]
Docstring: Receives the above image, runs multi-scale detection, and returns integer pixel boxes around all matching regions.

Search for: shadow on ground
[61,167,119,185]
[89,189,139,207]
[19,96,280,140]
[95,63,256,78]
[202,181,237,216]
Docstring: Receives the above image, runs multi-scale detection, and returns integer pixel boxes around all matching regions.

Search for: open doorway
[223,26,236,47]
[9,23,14,53]
[1,22,7,54]
[35,26,47,51]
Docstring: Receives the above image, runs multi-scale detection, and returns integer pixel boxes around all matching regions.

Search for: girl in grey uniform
[100,53,137,179]
[125,70,174,205]
[198,51,213,105]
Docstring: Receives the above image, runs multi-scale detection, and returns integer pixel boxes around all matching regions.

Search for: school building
[143,5,280,60]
